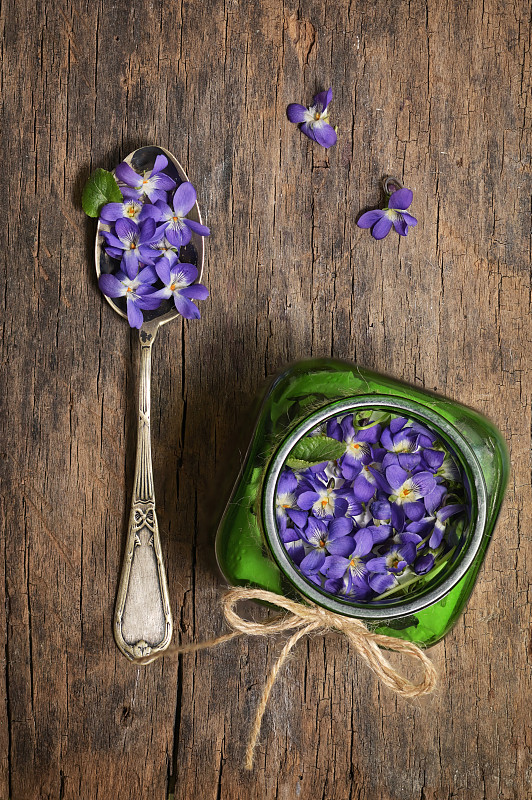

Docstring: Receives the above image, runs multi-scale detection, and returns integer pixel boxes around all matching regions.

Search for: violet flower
[155,182,210,248]
[101,218,161,279]
[366,541,417,593]
[296,475,349,519]
[275,470,299,529]
[115,154,176,202]
[150,253,209,319]
[299,517,354,576]
[287,88,337,149]
[98,267,160,329]
[323,528,373,595]
[99,198,162,225]
[357,188,417,240]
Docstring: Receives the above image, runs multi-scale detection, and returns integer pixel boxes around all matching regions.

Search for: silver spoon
[95,145,206,663]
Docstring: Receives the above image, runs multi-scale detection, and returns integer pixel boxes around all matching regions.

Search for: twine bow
[139,587,437,770]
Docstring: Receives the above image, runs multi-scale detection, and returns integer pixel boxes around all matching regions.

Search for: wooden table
[1,0,530,797]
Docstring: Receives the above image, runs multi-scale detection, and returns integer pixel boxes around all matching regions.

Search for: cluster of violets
[276,412,468,603]
[98,155,210,329]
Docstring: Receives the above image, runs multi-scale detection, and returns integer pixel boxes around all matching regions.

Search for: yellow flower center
[170,283,176,291]
[314,111,321,120]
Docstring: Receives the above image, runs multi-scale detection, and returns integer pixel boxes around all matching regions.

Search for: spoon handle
[114,332,173,662]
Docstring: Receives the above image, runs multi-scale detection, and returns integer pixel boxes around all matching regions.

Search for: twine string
[138,586,437,769]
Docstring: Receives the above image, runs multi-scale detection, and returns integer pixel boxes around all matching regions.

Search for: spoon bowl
[95,144,206,331]
[95,145,207,662]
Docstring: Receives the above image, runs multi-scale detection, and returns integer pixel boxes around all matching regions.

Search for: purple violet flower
[323,528,373,595]
[299,517,354,576]
[114,154,176,202]
[366,541,417,593]
[101,218,161,279]
[98,267,160,329]
[429,503,466,549]
[99,198,162,225]
[276,470,299,529]
[297,475,349,519]
[150,253,209,320]
[155,182,210,248]
[287,88,337,149]
[357,187,417,240]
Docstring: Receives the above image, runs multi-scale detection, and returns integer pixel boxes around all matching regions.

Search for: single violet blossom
[287,88,337,149]
[323,528,373,596]
[115,154,176,203]
[101,218,161,279]
[155,182,210,248]
[98,267,160,329]
[357,187,417,240]
[99,198,161,225]
[299,517,354,576]
[150,253,209,319]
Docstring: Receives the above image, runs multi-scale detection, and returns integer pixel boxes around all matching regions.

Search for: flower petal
[115,217,138,242]
[323,556,349,579]
[174,294,201,319]
[167,225,191,248]
[286,509,308,528]
[151,154,168,175]
[171,262,198,286]
[155,260,172,285]
[312,122,337,148]
[393,217,409,236]
[401,212,417,227]
[115,161,141,187]
[180,284,209,300]
[328,516,353,540]
[371,216,393,240]
[297,491,320,511]
[386,465,409,491]
[300,122,317,142]
[403,501,425,521]
[369,573,396,593]
[100,203,125,222]
[300,549,325,574]
[184,218,210,237]
[99,273,126,298]
[313,87,332,111]
[414,553,435,575]
[353,528,373,557]
[357,210,384,229]
[388,188,413,210]
[126,298,144,328]
[286,103,308,124]
[173,182,197,216]
[411,471,437,497]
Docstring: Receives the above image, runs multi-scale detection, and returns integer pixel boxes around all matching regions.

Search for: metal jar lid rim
[262,395,487,620]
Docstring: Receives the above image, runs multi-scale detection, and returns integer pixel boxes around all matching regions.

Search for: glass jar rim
[261,394,487,620]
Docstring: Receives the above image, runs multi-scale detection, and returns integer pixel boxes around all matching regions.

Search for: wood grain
[1,0,531,798]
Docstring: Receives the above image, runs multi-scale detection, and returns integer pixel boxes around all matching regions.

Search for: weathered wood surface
[1,0,531,797]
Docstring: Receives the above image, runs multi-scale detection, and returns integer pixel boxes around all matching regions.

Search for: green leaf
[286,435,345,468]
[82,168,123,217]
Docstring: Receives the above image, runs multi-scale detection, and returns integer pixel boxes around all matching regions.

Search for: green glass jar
[215,359,509,647]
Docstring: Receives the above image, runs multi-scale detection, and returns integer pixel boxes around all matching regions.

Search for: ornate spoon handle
[114,331,173,662]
